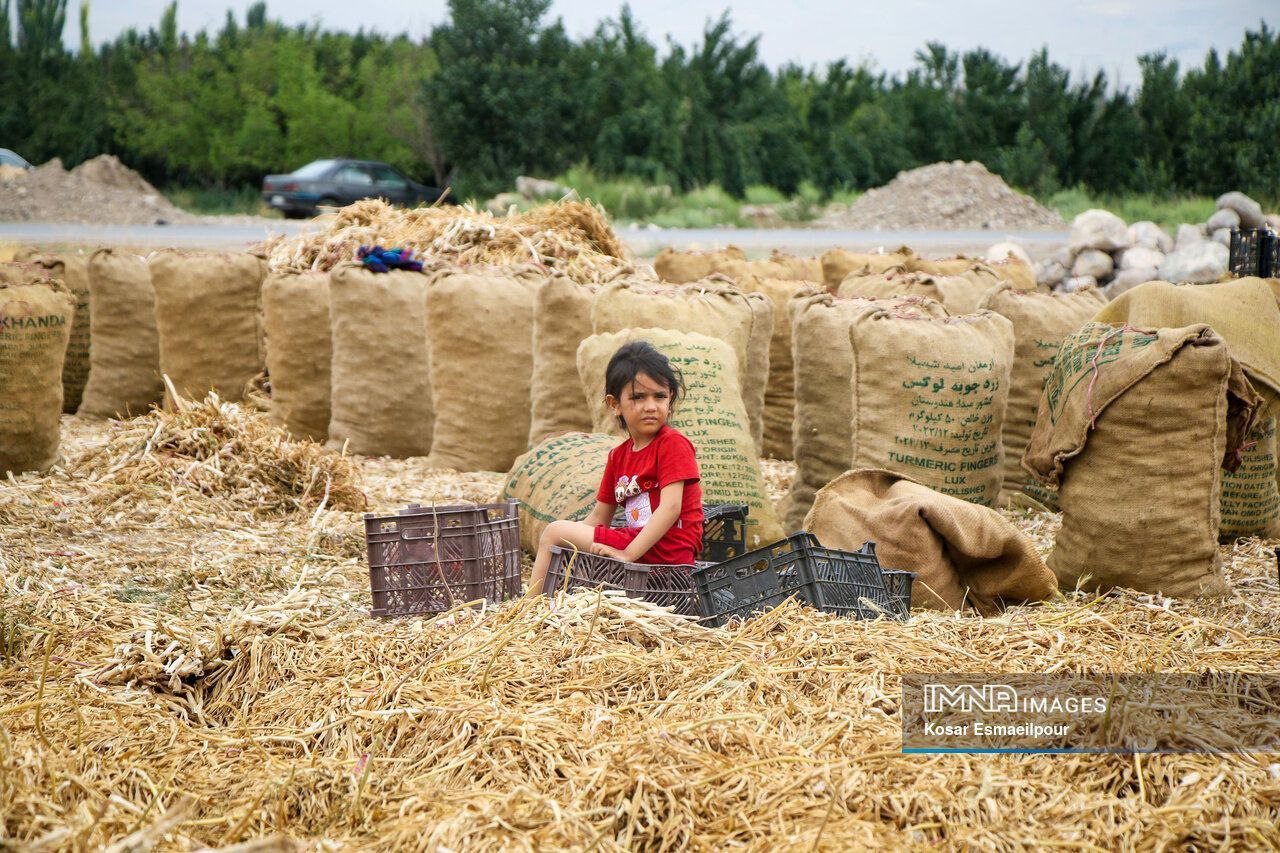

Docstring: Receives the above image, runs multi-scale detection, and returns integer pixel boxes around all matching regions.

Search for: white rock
[985,241,1032,266]
[1108,266,1160,296]
[1035,259,1067,288]
[1128,221,1174,253]
[1158,241,1229,284]
[1266,214,1280,231]
[1215,191,1265,228]
[1070,209,1131,251]
[1116,246,1165,271]
[1052,245,1077,268]
[1212,228,1233,246]
[484,192,524,215]
[1175,223,1207,249]
[1060,275,1098,293]
[1072,249,1114,280]
[1206,208,1240,232]
[516,175,571,200]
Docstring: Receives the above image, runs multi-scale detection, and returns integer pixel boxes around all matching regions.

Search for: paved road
[1,220,1067,260]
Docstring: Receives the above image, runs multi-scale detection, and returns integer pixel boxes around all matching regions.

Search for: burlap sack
[784,293,949,532]
[850,309,1014,506]
[735,275,818,459]
[820,247,913,290]
[262,271,331,442]
[578,328,784,547]
[148,250,266,403]
[78,249,163,418]
[653,246,746,283]
[1219,418,1280,539]
[805,469,1056,614]
[715,252,822,284]
[1024,323,1261,597]
[839,269,998,315]
[426,268,541,472]
[0,273,75,474]
[1092,278,1280,410]
[24,253,90,412]
[529,275,598,447]
[982,257,1037,292]
[591,279,772,454]
[978,283,1107,508]
[502,432,617,553]
[326,263,432,457]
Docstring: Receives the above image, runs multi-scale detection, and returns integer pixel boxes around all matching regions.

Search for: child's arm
[611,481,685,562]
[582,501,615,528]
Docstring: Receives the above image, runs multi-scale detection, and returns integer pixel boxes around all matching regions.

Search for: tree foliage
[1,2,1277,200]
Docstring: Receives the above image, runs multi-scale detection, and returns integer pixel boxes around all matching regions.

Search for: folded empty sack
[804,468,1056,615]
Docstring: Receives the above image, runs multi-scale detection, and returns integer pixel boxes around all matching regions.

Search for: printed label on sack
[1220,419,1280,535]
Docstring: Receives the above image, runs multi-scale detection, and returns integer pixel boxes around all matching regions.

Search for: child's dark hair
[605,340,685,428]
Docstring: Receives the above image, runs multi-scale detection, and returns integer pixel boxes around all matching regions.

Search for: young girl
[529,340,703,594]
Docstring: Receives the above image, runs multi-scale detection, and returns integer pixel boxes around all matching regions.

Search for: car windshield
[291,159,337,179]
[0,150,28,168]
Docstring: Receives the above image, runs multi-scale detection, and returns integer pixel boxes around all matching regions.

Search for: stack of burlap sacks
[1,248,268,476]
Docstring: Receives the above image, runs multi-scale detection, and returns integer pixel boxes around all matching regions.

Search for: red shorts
[593,525,698,566]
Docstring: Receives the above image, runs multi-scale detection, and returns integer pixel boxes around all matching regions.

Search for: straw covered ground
[260,199,633,283]
[2,402,1279,850]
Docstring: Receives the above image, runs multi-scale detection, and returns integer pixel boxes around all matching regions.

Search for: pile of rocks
[1036,191,1278,297]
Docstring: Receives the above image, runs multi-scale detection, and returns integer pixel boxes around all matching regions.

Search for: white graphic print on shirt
[623,491,652,529]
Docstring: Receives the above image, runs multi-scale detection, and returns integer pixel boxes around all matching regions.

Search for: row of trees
[2,0,1278,200]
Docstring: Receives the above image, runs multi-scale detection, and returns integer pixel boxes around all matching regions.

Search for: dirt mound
[820,161,1065,231]
[0,157,194,225]
[70,154,160,196]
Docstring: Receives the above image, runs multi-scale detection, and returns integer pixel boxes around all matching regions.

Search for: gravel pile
[819,161,1066,231]
[0,157,195,225]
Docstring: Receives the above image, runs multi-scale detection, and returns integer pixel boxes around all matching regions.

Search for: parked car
[261,159,453,218]
[0,148,33,170]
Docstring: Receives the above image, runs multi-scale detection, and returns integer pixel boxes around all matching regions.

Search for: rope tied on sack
[1084,325,1136,429]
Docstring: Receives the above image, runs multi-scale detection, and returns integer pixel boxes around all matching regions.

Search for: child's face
[607,372,672,440]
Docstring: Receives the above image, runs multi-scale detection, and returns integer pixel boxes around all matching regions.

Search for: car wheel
[316,196,340,213]
[282,209,308,220]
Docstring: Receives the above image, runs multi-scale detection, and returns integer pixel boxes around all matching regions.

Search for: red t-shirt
[596,425,703,563]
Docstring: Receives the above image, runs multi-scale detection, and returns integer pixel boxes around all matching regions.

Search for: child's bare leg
[528,520,598,595]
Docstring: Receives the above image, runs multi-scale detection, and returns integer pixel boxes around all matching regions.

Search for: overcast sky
[78,0,1274,87]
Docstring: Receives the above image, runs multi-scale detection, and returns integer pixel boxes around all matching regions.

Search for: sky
[78,0,1275,87]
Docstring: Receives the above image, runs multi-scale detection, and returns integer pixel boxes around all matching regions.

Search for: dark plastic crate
[691,532,900,627]
[610,502,750,562]
[364,500,521,617]
[702,503,749,563]
[542,546,701,617]
[881,570,916,619]
[1230,227,1278,278]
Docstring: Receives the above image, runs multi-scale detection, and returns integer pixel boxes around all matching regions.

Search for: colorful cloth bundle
[358,245,424,273]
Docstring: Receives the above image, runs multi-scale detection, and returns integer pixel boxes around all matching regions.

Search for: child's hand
[589,543,626,560]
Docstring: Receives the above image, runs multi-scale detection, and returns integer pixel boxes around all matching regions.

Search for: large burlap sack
[784,293,949,532]
[908,254,1035,293]
[978,283,1107,508]
[850,309,1014,506]
[805,469,1056,614]
[735,275,818,459]
[1092,278,1280,410]
[716,252,822,284]
[1024,323,1261,597]
[0,272,75,474]
[426,268,541,472]
[591,279,772,454]
[25,253,90,412]
[78,249,163,418]
[1219,418,1280,539]
[148,250,266,403]
[502,432,617,553]
[262,271,331,442]
[326,263,432,457]
[653,246,746,283]
[839,269,998,315]
[820,247,913,290]
[529,276,598,446]
[578,328,784,547]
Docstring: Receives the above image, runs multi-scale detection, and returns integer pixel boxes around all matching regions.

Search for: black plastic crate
[610,502,750,562]
[542,546,701,617]
[1230,227,1278,278]
[692,532,901,627]
[364,500,521,617]
[702,503,749,563]
[881,570,916,619]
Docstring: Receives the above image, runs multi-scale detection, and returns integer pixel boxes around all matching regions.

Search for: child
[529,340,703,594]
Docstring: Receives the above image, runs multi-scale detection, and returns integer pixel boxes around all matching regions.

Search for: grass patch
[1045,187,1217,231]
[163,184,279,217]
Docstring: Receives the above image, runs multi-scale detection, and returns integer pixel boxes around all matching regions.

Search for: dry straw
[1,409,1279,849]
[261,198,630,282]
